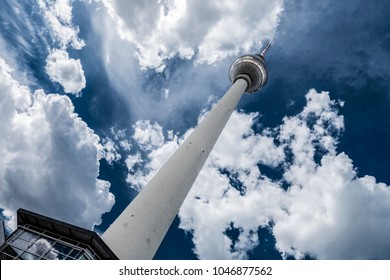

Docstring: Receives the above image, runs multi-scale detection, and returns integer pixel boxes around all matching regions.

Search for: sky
[0,0,389,260]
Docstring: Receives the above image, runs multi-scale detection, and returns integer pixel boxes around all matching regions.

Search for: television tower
[102,42,272,259]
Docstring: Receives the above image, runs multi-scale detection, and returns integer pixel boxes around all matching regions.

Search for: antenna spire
[260,38,273,57]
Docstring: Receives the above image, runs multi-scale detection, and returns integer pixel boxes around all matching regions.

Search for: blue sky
[0,0,389,260]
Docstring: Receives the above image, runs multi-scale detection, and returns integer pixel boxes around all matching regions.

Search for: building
[0,209,117,260]
[0,43,270,260]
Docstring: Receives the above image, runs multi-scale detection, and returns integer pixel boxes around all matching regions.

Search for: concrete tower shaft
[102,42,271,260]
[102,79,248,259]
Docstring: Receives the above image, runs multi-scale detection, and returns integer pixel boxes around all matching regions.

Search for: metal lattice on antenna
[260,38,273,57]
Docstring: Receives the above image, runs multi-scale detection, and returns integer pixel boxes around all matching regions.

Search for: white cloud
[126,89,390,259]
[38,1,87,96]
[132,120,165,151]
[125,120,181,191]
[88,0,283,132]
[102,0,283,69]
[119,140,132,151]
[46,49,86,95]
[101,137,121,164]
[90,1,267,128]
[109,127,132,151]
[273,91,390,259]
[0,57,114,230]
[110,127,127,140]
[273,153,390,260]
[38,0,85,49]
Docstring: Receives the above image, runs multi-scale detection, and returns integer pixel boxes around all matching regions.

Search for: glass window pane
[43,249,60,260]
[1,245,19,259]
[64,254,76,260]
[83,248,94,259]
[68,249,81,259]
[52,242,73,255]
[9,229,23,240]
[18,231,39,243]
[54,252,68,260]
[9,230,38,247]
[77,253,88,260]
[20,251,40,260]
[27,238,54,257]
[1,252,16,260]
[9,238,32,254]
[43,250,67,260]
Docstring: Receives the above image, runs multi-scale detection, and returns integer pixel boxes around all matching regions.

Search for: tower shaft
[102,79,248,259]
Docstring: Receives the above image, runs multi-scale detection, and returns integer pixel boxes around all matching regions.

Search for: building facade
[0,209,117,260]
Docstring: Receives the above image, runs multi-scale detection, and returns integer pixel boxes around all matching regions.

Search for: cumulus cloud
[0,57,114,230]
[274,154,390,260]
[132,120,165,151]
[125,120,181,191]
[125,89,390,259]
[89,0,283,128]
[101,137,121,164]
[37,0,87,96]
[102,0,283,69]
[46,49,86,95]
[38,0,85,49]
[0,0,87,93]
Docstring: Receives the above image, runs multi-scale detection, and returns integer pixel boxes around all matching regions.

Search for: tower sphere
[229,54,268,93]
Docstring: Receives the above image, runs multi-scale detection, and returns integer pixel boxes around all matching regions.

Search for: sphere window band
[229,54,268,93]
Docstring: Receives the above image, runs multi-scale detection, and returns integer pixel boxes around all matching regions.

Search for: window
[0,227,101,260]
